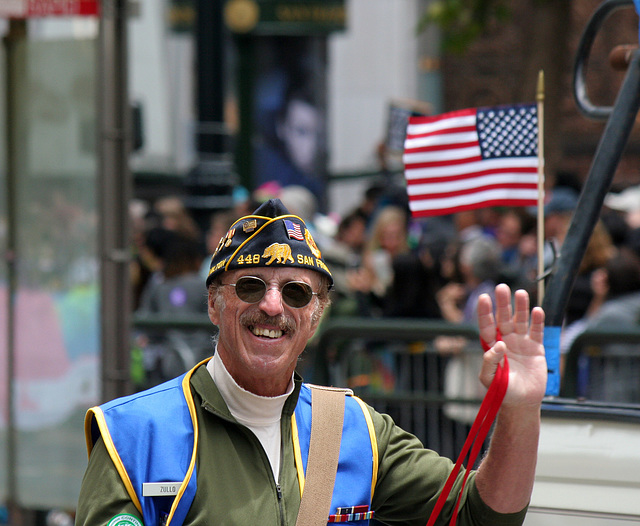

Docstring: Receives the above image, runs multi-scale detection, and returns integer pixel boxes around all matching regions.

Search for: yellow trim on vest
[86,406,144,515]
[291,413,306,498]
[164,358,208,526]
[84,407,96,459]
[353,396,379,501]
[221,214,305,273]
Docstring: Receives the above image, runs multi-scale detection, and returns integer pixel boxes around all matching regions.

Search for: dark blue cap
[205,199,333,288]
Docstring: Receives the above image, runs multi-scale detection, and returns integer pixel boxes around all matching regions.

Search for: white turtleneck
[206,352,293,482]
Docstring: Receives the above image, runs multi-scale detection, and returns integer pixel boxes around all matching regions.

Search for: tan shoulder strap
[295,385,347,526]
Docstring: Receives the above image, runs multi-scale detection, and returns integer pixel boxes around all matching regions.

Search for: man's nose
[258,286,285,316]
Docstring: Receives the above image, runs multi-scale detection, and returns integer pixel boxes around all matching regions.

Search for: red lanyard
[426,330,509,526]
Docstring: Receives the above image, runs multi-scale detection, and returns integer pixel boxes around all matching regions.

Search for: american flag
[403,103,540,218]
[284,219,305,240]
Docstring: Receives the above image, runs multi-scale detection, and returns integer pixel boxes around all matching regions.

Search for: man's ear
[208,289,220,325]
[307,299,327,339]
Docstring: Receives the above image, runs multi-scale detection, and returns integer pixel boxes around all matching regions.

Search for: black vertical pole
[98,0,133,401]
[235,34,254,191]
[185,0,236,227]
[3,18,26,525]
[196,0,225,155]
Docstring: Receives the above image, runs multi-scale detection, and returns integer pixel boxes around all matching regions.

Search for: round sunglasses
[222,276,318,308]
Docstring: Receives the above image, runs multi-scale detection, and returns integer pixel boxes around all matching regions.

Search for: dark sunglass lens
[235,277,266,303]
[282,282,313,308]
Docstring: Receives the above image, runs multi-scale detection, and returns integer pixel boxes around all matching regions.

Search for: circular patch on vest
[107,514,143,526]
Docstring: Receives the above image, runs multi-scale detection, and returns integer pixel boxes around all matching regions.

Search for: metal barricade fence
[313,317,484,460]
[561,326,640,403]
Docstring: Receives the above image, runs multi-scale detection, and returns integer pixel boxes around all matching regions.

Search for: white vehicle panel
[524,403,640,525]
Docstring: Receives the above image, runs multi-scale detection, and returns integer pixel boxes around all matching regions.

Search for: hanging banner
[0,0,99,18]
[224,0,345,35]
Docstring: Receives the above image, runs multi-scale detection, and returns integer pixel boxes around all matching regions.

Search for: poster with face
[252,36,328,209]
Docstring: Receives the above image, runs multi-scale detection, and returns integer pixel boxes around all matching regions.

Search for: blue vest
[85,364,378,526]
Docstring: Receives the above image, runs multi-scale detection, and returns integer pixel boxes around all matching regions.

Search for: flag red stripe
[405,166,537,185]
[403,155,484,170]
[403,140,479,154]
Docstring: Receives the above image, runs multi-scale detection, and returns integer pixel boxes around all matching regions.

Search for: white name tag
[142,482,181,497]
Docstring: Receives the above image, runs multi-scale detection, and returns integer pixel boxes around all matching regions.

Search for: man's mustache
[240,311,296,333]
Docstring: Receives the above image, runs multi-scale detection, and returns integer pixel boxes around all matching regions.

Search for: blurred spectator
[354,178,410,229]
[382,249,442,319]
[346,205,409,316]
[435,235,502,451]
[543,187,615,328]
[565,220,615,327]
[626,226,640,258]
[451,209,485,243]
[558,219,617,369]
[335,209,368,254]
[279,184,317,224]
[136,230,210,388]
[360,181,386,221]
[280,184,336,251]
[544,186,578,245]
[568,248,640,403]
[436,235,502,325]
[137,232,207,315]
[129,199,152,310]
[476,207,501,239]
[496,208,538,289]
[321,209,368,316]
[200,209,237,281]
[154,195,201,241]
[131,226,174,310]
[389,220,445,307]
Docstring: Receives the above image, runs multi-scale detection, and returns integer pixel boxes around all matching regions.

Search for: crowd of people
[128,176,640,404]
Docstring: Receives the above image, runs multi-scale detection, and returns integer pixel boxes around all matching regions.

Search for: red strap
[426,330,508,526]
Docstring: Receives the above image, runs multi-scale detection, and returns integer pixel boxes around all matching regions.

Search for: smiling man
[77,199,547,526]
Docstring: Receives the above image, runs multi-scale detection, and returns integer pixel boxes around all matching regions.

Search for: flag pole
[536,70,546,306]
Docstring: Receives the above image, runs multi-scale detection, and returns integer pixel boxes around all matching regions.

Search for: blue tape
[544,326,561,396]
[635,0,640,42]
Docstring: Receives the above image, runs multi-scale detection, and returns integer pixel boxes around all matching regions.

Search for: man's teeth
[251,327,283,338]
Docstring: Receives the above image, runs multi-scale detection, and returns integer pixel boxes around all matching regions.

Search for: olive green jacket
[76,364,526,526]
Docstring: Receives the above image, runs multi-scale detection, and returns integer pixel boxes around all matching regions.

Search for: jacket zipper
[276,482,285,526]
[203,402,288,524]
[277,425,286,526]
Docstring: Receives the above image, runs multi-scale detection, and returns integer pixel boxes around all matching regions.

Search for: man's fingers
[477,293,496,345]
[529,306,545,345]
[480,341,507,386]
[494,283,514,335]
[513,289,530,335]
